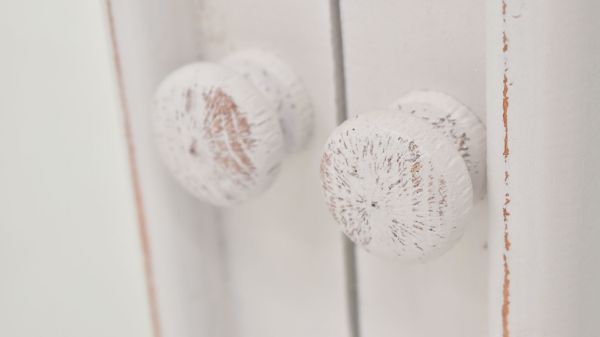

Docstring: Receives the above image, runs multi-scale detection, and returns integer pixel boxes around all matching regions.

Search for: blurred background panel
[0,1,152,337]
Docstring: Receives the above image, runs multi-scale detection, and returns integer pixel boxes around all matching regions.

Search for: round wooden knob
[154,50,312,206]
[320,91,485,260]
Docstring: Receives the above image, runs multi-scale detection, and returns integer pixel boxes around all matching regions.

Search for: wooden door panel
[487,1,600,336]
[106,1,228,336]
[191,1,350,335]
[338,1,488,336]
[108,1,350,336]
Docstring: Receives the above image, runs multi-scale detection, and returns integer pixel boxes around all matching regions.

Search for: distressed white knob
[320,91,485,261]
[154,50,313,206]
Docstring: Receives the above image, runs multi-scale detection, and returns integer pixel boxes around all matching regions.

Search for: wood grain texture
[321,112,471,260]
[392,91,486,201]
[154,61,284,206]
[154,50,314,206]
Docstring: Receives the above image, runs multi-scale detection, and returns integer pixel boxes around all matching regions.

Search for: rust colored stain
[185,88,193,112]
[501,1,511,337]
[105,1,162,337]
[502,73,510,159]
[502,254,511,337]
[203,88,256,177]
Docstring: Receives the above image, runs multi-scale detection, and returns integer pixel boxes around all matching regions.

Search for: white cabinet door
[107,1,600,337]
[487,1,600,336]
[337,1,488,337]
[192,1,350,336]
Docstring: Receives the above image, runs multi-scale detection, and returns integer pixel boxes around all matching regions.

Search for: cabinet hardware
[320,91,485,260]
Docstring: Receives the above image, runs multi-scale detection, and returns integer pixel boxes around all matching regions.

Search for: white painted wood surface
[487,1,600,336]
[338,1,488,336]
[106,1,229,336]
[108,1,349,336]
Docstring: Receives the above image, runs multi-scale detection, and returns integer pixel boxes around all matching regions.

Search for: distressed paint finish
[321,91,484,260]
[499,2,512,336]
[392,91,487,200]
[154,51,312,206]
[487,1,600,336]
[107,0,350,335]
[224,50,314,154]
[105,1,161,336]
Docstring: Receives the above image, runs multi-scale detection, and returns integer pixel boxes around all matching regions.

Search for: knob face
[320,92,484,260]
[154,62,284,206]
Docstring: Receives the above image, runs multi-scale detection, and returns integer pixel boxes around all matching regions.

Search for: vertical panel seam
[329,1,361,336]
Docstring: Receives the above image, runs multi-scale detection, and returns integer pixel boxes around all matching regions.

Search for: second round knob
[154,50,312,206]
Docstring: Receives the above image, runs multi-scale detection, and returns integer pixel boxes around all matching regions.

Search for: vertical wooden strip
[487,1,600,336]
[329,0,348,125]
[339,1,488,336]
[103,2,229,336]
[104,2,162,336]
[329,1,361,335]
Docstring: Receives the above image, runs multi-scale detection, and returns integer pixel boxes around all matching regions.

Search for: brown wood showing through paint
[501,1,512,337]
[202,88,256,179]
[105,1,162,336]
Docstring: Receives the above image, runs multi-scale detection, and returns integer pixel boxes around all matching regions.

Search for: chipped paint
[223,50,314,154]
[203,88,256,178]
[320,91,484,260]
[501,1,512,336]
[153,50,312,206]
[503,253,511,337]
[394,91,487,201]
[502,74,510,159]
[503,193,511,251]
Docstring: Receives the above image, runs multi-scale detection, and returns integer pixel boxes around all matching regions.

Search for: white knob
[154,50,313,206]
[320,91,485,261]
